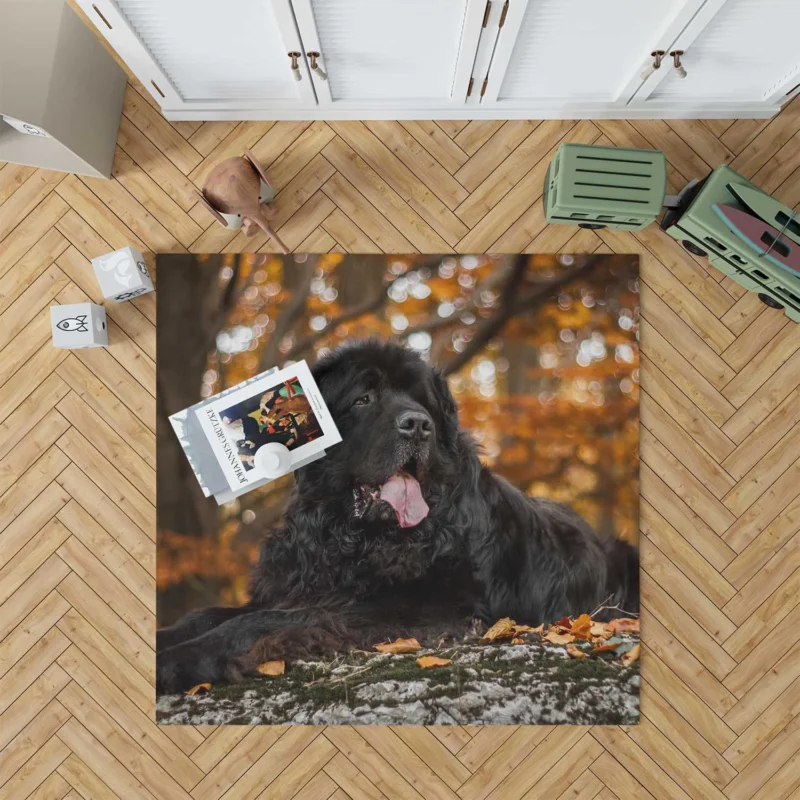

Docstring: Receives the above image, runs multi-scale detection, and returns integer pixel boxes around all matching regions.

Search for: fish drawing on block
[56,315,89,333]
[712,204,800,276]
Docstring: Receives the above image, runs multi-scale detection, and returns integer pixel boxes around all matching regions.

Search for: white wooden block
[91,246,154,302]
[51,303,107,348]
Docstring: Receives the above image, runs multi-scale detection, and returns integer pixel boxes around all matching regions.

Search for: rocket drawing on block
[50,303,108,349]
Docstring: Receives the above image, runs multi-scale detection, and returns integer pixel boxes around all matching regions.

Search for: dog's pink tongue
[379,472,429,528]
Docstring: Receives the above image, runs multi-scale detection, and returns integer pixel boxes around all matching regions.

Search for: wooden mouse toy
[197,149,289,253]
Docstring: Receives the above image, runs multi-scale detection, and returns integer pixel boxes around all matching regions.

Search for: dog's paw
[156,644,217,695]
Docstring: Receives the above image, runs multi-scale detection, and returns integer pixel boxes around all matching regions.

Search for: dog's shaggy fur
[157,341,639,694]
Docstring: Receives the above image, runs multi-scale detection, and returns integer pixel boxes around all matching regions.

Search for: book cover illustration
[171,361,341,503]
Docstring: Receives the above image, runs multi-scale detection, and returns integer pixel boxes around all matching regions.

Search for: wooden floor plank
[266,121,336,192]
[454,119,577,229]
[640,500,736,608]
[0,162,36,205]
[122,85,202,176]
[57,650,202,793]
[640,680,737,789]
[453,121,540,192]
[0,228,68,317]
[111,148,203,248]
[400,120,470,175]
[116,116,203,212]
[0,592,69,683]
[0,665,69,755]
[323,133,455,250]
[55,463,154,574]
[364,120,469,211]
[724,485,800,588]
[57,570,153,683]
[0,192,70,277]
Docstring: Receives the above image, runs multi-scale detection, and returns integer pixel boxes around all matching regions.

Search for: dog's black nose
[396,410,432,441]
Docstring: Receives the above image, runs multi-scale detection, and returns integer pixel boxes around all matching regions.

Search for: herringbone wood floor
[2,69,800,799]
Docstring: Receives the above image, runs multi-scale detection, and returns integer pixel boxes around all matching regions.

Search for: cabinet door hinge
[482,0,491,27]
[499,0,509,27]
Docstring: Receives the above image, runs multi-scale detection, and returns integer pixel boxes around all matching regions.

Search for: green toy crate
[544,143,667,231]
[660,164,800,322]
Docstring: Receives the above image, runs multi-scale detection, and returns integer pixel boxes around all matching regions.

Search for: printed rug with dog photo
[156,253,640,726]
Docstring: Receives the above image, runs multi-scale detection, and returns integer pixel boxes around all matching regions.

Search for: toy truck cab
[660,165,800,322]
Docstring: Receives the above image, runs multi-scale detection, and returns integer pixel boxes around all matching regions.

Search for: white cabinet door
[289,0,487,109]
[480,0,706,112]
[634,0,800,109]
[76,0,316,113]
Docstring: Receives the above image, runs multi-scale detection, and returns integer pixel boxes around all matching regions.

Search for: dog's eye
[352,394,371,407]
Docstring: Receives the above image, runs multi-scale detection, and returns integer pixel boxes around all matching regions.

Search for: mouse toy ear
[243,148,273,190]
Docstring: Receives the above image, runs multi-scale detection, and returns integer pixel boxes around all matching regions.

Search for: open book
[169,361,341,504]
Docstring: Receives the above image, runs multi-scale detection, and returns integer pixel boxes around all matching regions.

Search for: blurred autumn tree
[157,253,639,625]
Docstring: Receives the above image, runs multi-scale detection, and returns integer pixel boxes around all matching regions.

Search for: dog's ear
[431,368,459,441]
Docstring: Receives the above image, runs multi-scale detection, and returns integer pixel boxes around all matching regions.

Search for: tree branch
[284,256,445,361]
[200,254,269,367]
[259,256,318,371]
[441,255,528,375]
[285,272,400,360]
[441,256,599,376]
[399,258,516,341]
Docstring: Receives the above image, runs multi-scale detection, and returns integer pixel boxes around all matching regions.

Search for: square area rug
[155,253,640,725]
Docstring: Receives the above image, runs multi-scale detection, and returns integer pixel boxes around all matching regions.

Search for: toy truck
[544,143,800,322]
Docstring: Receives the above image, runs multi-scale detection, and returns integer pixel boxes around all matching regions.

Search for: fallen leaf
[543,630,575,645]
[566,643,587,659]
[607,617,640,635]
[374,637,422,654]
[528,624,545,635]
[554,616,572,629]
[569,614,592,640]
[511,637,525,645]
[512,623,542,636]
[480,617,517,643]
[590,622,610,639]
[417,656,452,668]
[591,636,625,654]
[186,683,211,696]
[620,644,640,667]
[256,661,285,676]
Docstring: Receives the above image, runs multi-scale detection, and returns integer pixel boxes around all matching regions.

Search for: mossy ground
[157,638,640,726]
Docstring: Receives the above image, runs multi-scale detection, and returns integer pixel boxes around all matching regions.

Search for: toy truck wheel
[578,223,606,229]
[758,293,784,310]
[681,240,708,257]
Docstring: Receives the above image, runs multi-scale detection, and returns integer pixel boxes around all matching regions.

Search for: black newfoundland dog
[157,341,638,693]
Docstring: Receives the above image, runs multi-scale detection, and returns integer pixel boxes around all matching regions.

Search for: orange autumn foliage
[158,254,639,621]
[374,638,423,654]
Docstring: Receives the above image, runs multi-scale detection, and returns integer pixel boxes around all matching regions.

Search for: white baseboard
[162,103,780,122]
